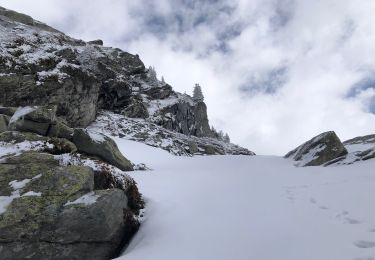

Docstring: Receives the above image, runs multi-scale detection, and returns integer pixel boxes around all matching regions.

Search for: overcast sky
[2,0,375,155]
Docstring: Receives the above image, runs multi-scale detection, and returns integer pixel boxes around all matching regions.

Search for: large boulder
[0,151,142,260]
[73,129,133,171]
[285,131,348,166]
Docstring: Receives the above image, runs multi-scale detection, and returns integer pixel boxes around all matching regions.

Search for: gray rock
[343,134,375,145]
[143,85,174,100]
[8,106,56,136]
[0,115,9,133]
[0,151,142,260]
[285,131,348,166]
[73,129,133,171]
[0,107,16,117]
[155,100,213,138]
[0,9,145,127]
[324,134,375,165]
[87,39,104,46]
[122,96,149,118]
[48,121,74,140]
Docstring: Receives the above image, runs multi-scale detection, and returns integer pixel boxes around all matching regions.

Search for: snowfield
[115,138,375,260]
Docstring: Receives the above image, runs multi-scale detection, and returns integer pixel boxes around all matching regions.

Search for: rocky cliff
[0,6,213,139]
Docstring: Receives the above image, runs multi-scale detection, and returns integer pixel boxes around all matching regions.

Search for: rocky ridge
[285,131,375,167]
[89,111,254,156]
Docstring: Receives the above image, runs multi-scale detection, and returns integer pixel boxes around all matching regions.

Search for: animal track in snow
[345,218,362,225]
[353,240,375,249]
[335,210,349,220]
[309,198,329,210]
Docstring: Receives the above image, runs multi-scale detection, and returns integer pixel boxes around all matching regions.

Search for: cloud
[1,0,375,155]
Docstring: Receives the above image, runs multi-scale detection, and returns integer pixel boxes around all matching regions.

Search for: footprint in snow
[353,240,375,249]
[345,218,362,225]
[335,210,349,220]
[309,198,329,210]
[368,228,375,233]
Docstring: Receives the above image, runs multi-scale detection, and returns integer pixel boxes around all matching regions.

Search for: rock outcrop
[0,6,215,140]
[285,131,348,166]
[0,105,142,259]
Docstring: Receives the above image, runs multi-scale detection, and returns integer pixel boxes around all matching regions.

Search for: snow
[0,195,16,215]
[87,130,106,143]
[345,143,375,153]
[65,192,99,206]
[294,143,326,166]
[9,179,31,190]
[8,106,37,125]
[114,139,375,260]
[0,175,43,215]
[22,191,42,197]
[0,139,53,159]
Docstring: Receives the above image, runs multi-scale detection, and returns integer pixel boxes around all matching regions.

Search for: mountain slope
[114,140,375,260]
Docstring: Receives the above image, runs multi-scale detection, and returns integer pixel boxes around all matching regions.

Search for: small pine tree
[224,133,230,143]
[148,66,158,84]
[218,130,224,141]
[161,76,165,84]
[193,83,204,102]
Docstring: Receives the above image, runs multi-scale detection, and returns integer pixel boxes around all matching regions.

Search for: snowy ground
[114,138,375,260]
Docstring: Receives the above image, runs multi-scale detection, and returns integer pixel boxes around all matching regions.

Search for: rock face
[0,152,141,260]
[0,6,143,127]
[0,6,215,140]
[0,6,250,158]
[285,131,348,166]
[73,128,133,171]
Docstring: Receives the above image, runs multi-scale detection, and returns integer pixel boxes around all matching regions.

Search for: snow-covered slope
[115,140,375,260]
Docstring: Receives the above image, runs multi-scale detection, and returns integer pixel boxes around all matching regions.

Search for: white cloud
[1,0,375,155]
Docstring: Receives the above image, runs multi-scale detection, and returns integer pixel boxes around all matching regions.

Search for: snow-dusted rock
[285,131,348,166]
[0,6,216,140]
[324,134,375,165]
[0,150,142,259]
[8,106,57,136]
[89,111,255,156]
[73,128,133,171]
